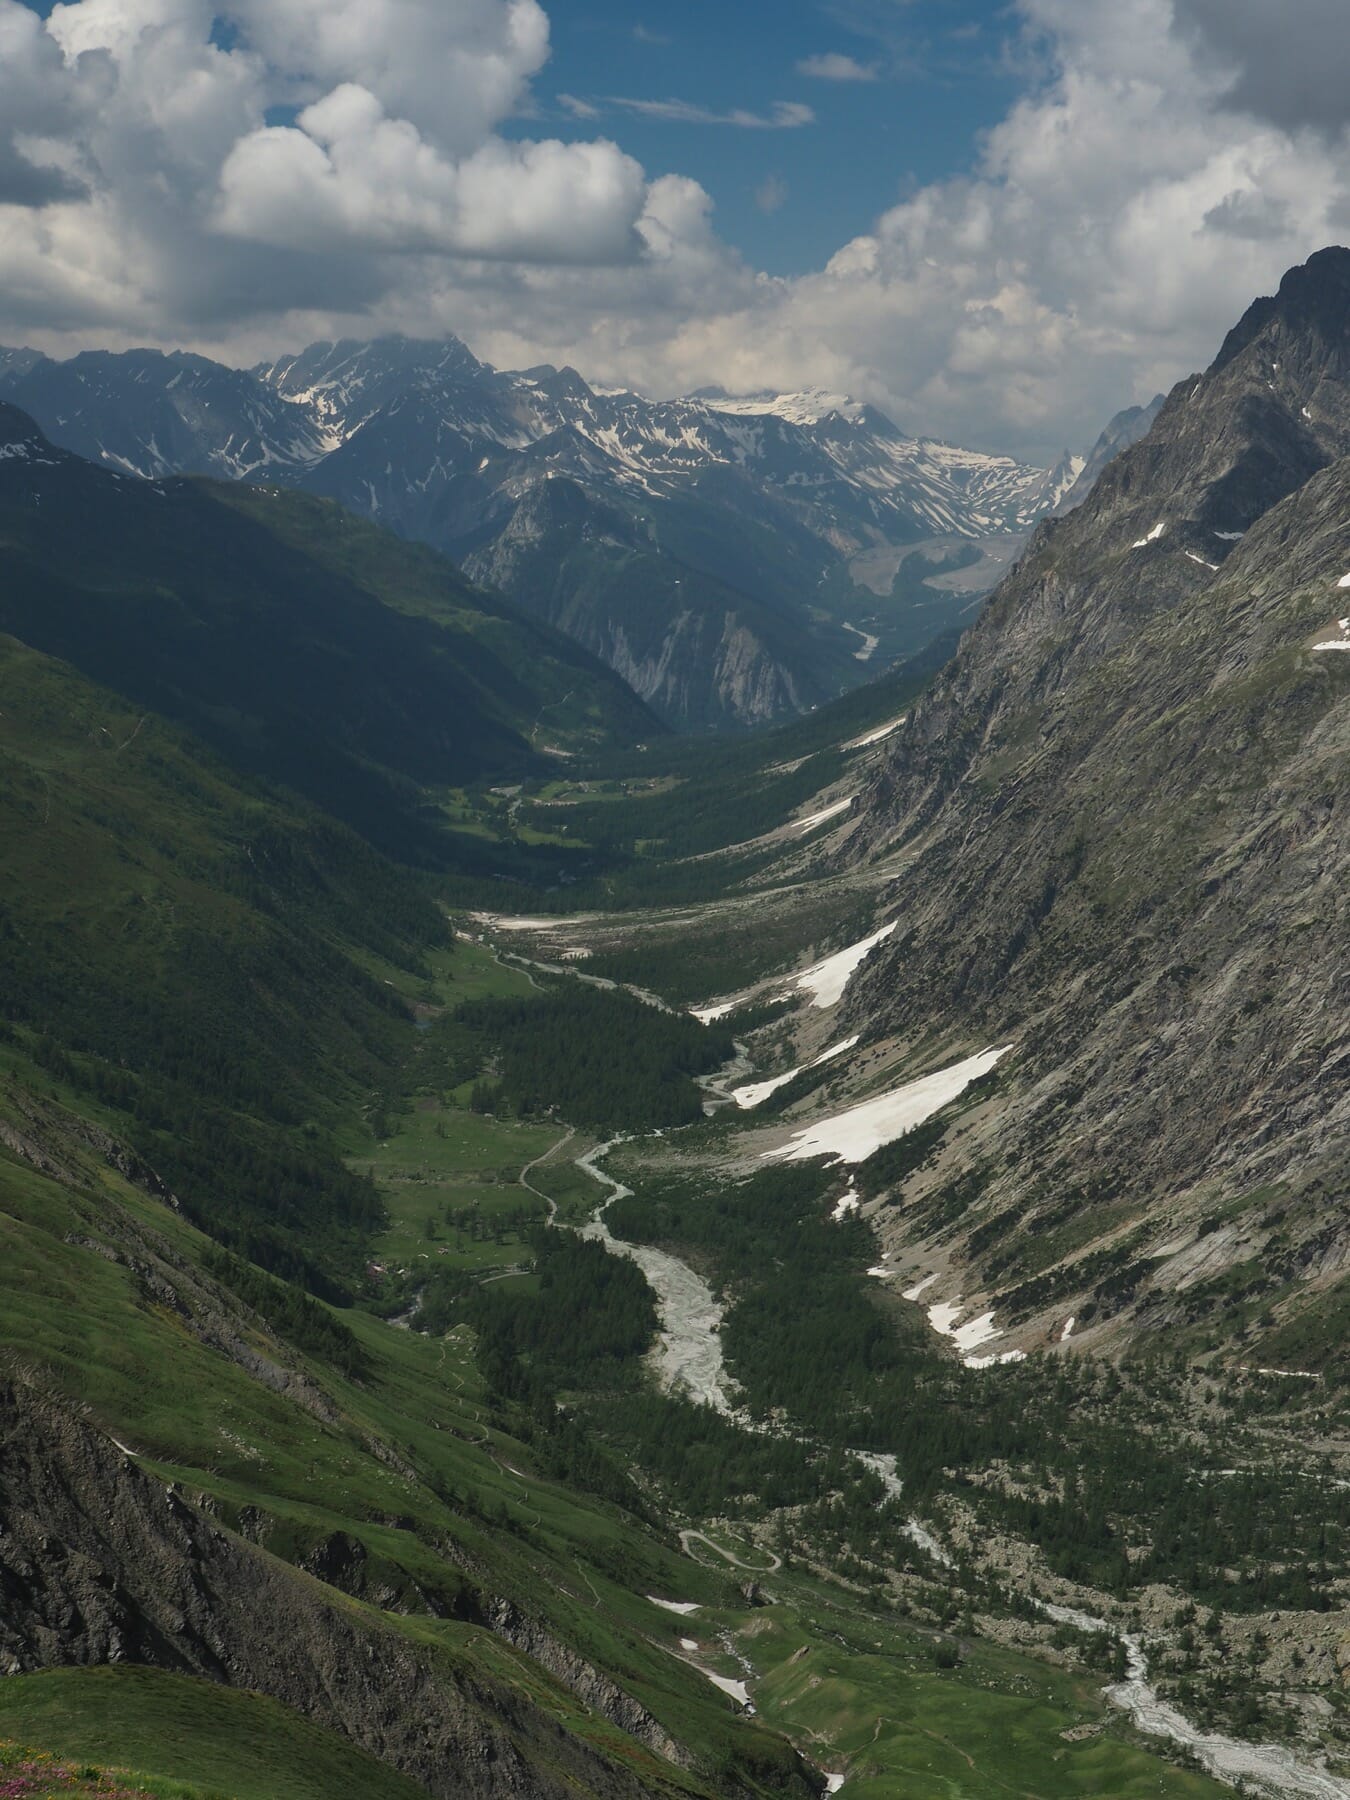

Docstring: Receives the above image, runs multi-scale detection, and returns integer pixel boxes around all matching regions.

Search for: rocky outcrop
[859,247,1350,820]
[0,1375,701,1800]
[1051,395,1165,516]
[483,1598,692,1768]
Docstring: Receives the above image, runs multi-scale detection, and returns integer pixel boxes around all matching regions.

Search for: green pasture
[0,1668,426,1800]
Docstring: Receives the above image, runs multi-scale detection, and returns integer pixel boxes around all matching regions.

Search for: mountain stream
[572,1133,1350,1800]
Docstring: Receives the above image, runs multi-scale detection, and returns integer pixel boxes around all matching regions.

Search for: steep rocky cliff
[835,249,1350,1352]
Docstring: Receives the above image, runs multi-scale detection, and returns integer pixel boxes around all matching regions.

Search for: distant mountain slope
[459,475,853,730]
[0,630,447,1286]
[0,346,332,479]
[833,246,1350,1358]
[0,405,656,861]
[256,339,1063,545]
[1051,394,1164,514]
[1,337,1071,730]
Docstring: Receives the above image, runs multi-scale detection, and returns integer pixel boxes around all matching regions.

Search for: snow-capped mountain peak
[703,388,871,427]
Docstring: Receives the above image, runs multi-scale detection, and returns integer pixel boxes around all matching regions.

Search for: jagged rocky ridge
[0,337,1074,729]
[835,247,1350,1350]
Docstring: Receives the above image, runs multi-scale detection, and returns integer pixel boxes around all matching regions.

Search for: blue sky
[530,1,1024,273]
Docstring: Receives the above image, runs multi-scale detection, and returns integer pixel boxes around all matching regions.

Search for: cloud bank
[2,0,1349,456]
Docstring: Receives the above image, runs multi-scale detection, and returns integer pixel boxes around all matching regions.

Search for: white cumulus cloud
[4,0,1350,460]
[217,84,647,262]
[602,0,1350,456]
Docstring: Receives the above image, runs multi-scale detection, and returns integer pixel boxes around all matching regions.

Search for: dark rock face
[879,248,1350,785]
[0,1377,693,1800]
[836,250,1350,1329]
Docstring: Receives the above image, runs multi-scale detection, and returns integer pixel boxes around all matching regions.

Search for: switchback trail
[678,1529,782,1574]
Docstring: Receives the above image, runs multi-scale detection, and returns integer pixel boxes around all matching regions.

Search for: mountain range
[0,335,1086,729]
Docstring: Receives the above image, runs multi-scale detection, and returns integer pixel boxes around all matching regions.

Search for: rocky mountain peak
[0,404,85,490]
[874,247,1350,752]
[1211,243,1350,377]
[0,400,52,451]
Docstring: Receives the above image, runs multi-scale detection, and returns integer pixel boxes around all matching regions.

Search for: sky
[2,0,1349,459]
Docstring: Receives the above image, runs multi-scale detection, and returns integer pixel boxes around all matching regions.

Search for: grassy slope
[0,494,1239,1794]
[499,634,955,911]
[0,635,445,1283]
[0,1072,1231,1800]
[209,482,658,755]
[0,1668,429,1800]
[0,1141,802,1799]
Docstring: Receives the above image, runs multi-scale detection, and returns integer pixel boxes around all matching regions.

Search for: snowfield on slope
[794,795,855,833]
[764,1045,1010,1164]
[690,919,897,1023]
[731,1036,859,1109]
[794,922,898,1008]
[843,714,906,750]
[925,1300,1027,1367]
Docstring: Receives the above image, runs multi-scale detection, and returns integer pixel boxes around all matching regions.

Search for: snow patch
[832,1188,860,1220]
[702,1670,751,1705]
[842,621,880,662]
[843,714,906,750]
[478,915,568,932]
[794,795,855,834]
[945,1306,1001,1356]
[1062,1315,1076,1341]
[648,1597,700,1615]
[764,1046,1010,1165]
[928,1297,1025,1367]
[794,922,897,1009]
[1131,520,1166,548]
[706,388,866,426]
[680,1636,699,1650]
[902,1273,939,1301]
[691,1001,736,1024]
[1184,551,1218,570]
[731,1036,859,1109]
